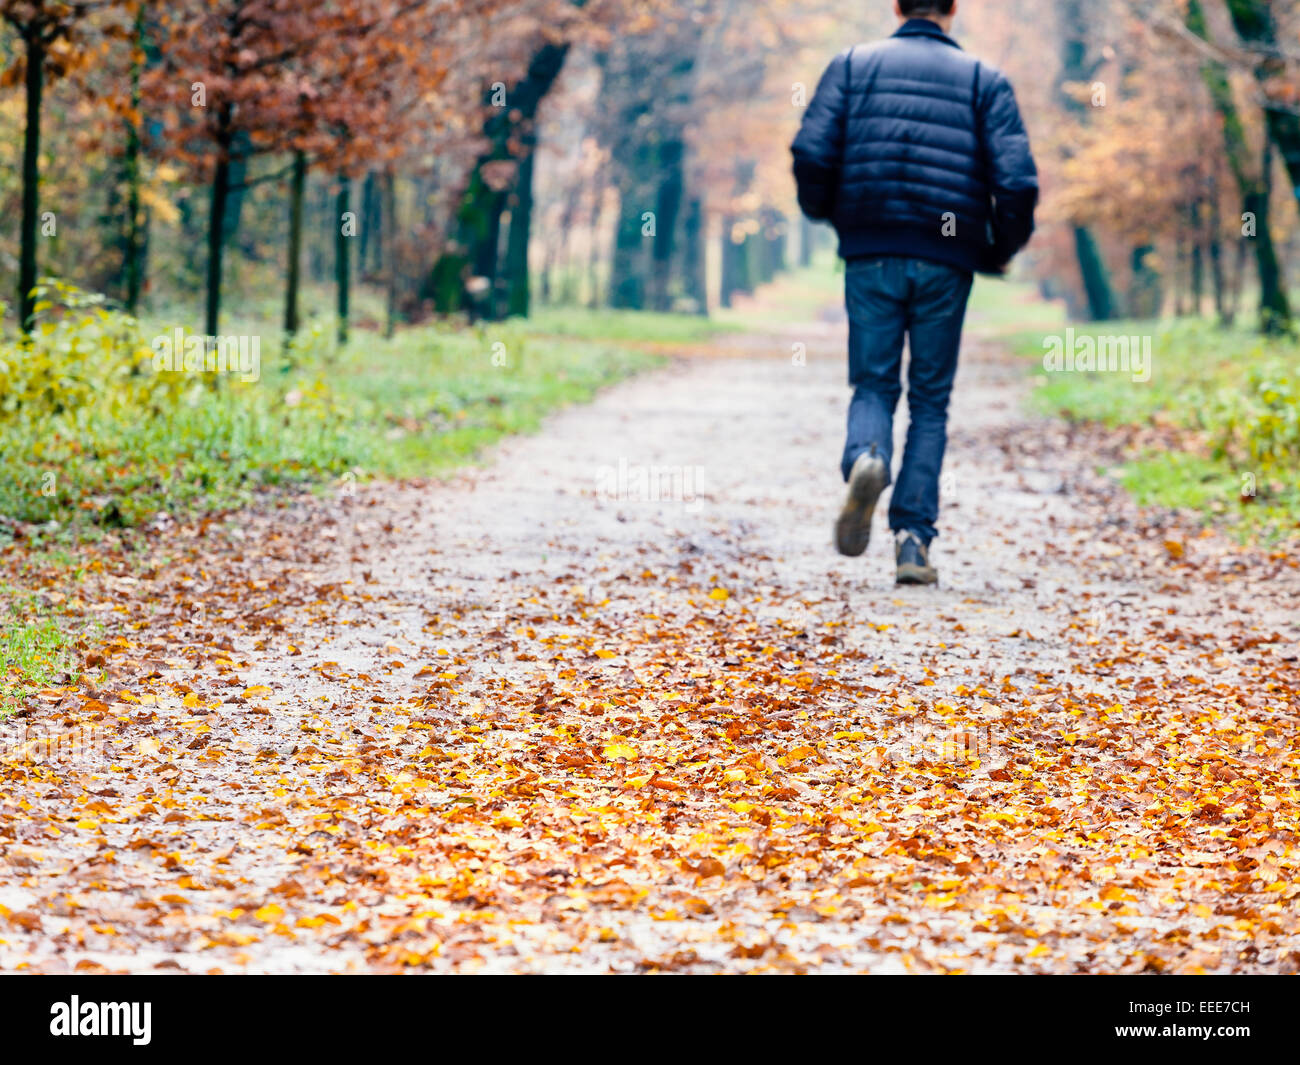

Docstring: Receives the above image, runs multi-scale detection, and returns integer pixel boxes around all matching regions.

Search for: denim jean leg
[889,262,973,542]
[842,259,908,482]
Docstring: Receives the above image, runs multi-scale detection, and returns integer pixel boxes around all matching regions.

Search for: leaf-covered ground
[2,313,1298,973]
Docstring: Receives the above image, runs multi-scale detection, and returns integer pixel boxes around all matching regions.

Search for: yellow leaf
[295,913,341,929]
[603,742,638,760]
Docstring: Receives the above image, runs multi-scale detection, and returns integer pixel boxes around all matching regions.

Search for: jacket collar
[893,18,962,49]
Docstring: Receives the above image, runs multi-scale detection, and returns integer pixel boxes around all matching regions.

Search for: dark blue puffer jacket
[791,19,1038,274]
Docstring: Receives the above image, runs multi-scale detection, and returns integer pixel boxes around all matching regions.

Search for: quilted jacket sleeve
[979,70,1039,267]
[791,50,850,222]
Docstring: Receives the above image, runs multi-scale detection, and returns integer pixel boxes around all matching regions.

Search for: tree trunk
[1190,200,1206,315]
[284,150,307,339]
[720,218,745,309]
[1229,235,1248,324]
[1209,230,1227,323]
[680,195,708,315]
[609,171,652,309]
[1173,238,1188,317]
[206,116,233,337]
[755,227,773,285]
[505,147,536,318]
[1220,0,1300,192]
[436,39,573,316]
[123,7,146,315]
[336,174,351,346]
[587,182,604,310]
[1059,0,1119,321]
[540,251,553,306]
[1188,0,1291,333]
[649,137,686,312]
[1129,244,1163,318]
[18,33,44,333]
[1073,228,1116,321]
[765,210,788,278]
[358,171,377,277]
[309,179,329,283]
[555,182,582,305]
[746,231,766,288]
[603,22,697,312]
[1208,159,1229,324]
[606,87,662,312]
[1251,138,1287,333]
[382,170,398,339]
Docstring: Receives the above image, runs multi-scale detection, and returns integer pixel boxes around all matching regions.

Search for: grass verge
[0,589,81,717]
[1,292,688,534]
[998,309,1300,543]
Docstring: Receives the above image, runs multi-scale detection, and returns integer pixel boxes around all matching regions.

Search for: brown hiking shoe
[835,451,888,558]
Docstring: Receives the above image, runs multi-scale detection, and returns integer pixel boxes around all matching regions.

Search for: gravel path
[3,302,1298,973]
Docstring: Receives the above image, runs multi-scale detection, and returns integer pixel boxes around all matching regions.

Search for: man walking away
[791,0,1038,585]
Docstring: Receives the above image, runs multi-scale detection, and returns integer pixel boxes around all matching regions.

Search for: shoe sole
[835,456,888,558]
[896,563,938,586]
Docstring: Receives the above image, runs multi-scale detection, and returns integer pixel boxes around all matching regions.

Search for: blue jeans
[841,256,973,545]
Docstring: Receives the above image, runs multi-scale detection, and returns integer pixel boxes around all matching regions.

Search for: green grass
[715,256,845,326]
[326,318,663,479]
[0,589,78,716]
[1115,452,1300,535]
[1002,314,1300,542]
[527,305,735,344]
[0,296,686,533]
[966,276,1069,334]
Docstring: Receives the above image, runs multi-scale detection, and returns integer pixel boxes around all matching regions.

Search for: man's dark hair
[899,0,955,15]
